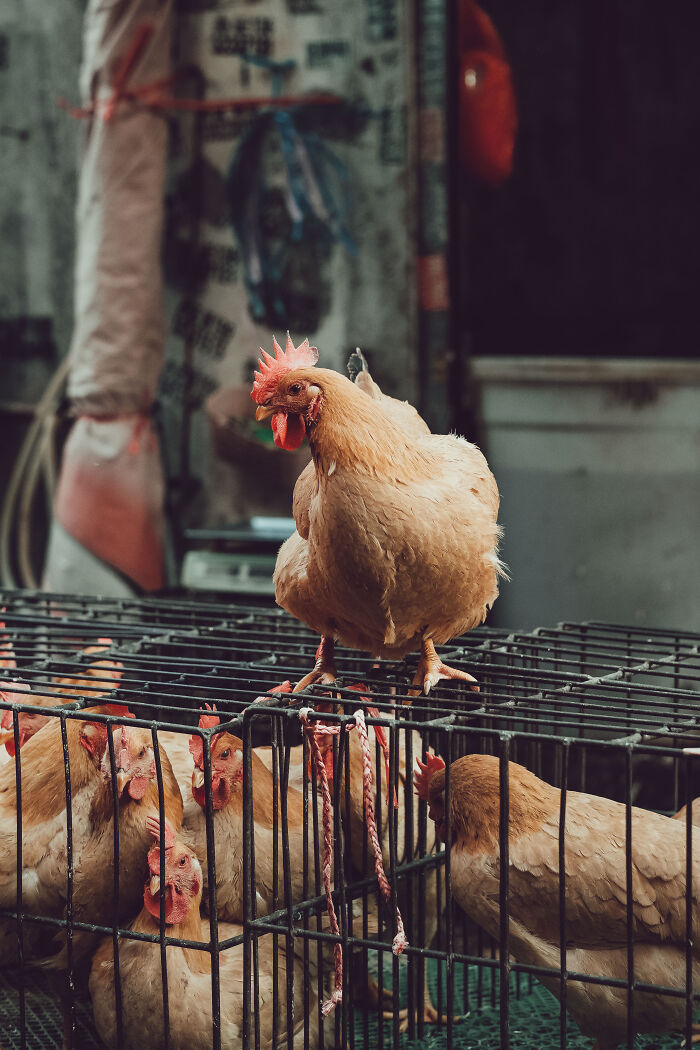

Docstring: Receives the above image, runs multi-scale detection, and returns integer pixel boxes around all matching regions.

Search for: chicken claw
[409,639,479,697]
[293,636,337,692]
[382,1004,464,1034]
[371,976,463,1034]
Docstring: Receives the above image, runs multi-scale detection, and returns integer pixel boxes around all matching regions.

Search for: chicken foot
[409,638,479,696]
[368,972,463,1033]
[293,636,337,692]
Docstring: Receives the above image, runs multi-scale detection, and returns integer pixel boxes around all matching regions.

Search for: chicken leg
[410,638,479,696]
[369,973,463,1033]
[293,636,337,692]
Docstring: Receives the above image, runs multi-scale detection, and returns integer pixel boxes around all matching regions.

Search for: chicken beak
[0,728,14,747]
[150,875,160,896]
[255,404,274,422]
[193,768,205,790]
[116,770,129,794]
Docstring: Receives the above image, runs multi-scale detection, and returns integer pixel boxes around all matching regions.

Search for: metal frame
[0,592,698,1049]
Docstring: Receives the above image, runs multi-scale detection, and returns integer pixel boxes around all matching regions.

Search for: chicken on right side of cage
[415,752,700,1050]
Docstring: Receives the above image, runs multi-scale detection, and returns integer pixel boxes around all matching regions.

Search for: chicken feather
[259,356,504,685]
[420,753,700,1047]
[90,830,320,1049]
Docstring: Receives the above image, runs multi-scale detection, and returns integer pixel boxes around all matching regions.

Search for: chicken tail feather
[347,347,368,383]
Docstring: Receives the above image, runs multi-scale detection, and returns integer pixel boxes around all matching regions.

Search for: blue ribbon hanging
[226,56,364,325]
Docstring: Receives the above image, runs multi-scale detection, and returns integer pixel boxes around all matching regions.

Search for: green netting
[358,953,691,1050]
[0,961,691,1049]
[0,970,100,1050]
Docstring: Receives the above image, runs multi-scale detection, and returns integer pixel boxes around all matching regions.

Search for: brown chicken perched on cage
[251,337,505,694]
[415,752,700,1050]
[89,816,320,1050]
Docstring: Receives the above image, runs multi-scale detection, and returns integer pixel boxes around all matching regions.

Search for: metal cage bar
[0,592,698,1050]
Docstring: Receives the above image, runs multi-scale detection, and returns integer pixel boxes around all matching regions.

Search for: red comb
[189,704,220,768]
[251,333,318,405]
[253,680,293,703]
[0,622,16,669]
[198,702,221,730]
[414,754,446,802]
[103,702,133,719]
[146,814,175,849]
[115,723,130,765]
[0,701,13,730]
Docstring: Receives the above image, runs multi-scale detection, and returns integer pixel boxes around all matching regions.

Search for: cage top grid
[1,590,698,750]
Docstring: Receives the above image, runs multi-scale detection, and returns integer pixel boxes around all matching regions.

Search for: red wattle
[272,411,306,451]
[128,776,149,800]
[143,884,190,925]
[193,774,231,812]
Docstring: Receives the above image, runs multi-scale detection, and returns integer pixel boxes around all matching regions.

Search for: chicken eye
[138,748,146,759]
[220,749,230,760]
[179,856,187,866]
[288,383,302,395]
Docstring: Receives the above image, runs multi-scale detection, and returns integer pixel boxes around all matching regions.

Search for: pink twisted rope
[353,710,407,955]
[362,705,397,810]
[299,706,407,1017]
[299,708,344,1016]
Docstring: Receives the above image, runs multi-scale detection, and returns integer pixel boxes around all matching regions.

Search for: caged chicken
[186,706,325,920]
[0,703,151,963]
[30,717,183,975]
[251,336,505,694]
[89,816,320,1050]
[0,638,123,758]
[415,752,700,1050]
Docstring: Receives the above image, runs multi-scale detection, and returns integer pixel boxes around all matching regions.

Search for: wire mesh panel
[0,590,698,1050]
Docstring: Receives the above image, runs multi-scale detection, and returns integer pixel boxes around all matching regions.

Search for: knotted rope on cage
[299,706,407,1017]
[352,708,406,957]
[357,702,397,811]
[310,683,397,811]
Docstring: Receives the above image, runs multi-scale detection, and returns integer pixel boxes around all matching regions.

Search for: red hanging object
[458,0,517,186]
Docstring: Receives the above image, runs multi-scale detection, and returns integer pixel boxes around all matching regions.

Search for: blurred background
[1,0,698,630]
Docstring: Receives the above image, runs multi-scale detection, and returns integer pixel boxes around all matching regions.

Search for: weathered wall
[476,359,700,633]
[0,0,81,401]
[158,0,417,526]
[1,0,418,545]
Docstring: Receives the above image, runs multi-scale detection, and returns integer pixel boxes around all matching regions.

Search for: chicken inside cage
[1,596,700,1050]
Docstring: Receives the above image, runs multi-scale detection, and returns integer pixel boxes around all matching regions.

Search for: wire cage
[0,591,699,1050]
